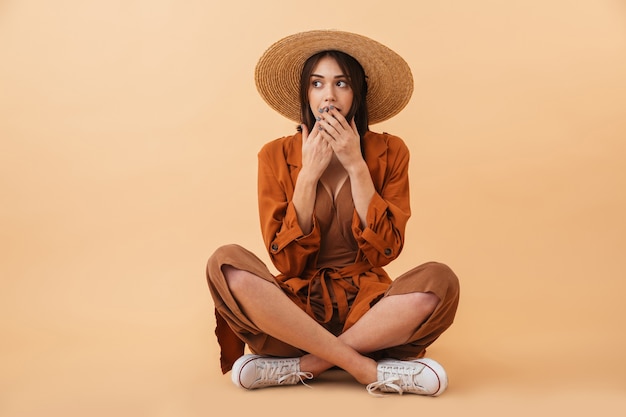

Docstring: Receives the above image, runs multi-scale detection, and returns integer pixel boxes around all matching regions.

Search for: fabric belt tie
[283,261,372,324]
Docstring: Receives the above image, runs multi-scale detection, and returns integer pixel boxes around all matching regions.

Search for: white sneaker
[366,358,448,396]
[231,354,313,390]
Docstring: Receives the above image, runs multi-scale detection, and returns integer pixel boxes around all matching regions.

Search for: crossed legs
[222,264,439,385]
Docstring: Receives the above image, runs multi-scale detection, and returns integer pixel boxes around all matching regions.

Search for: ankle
[352,357,378,385]
[299,354,332,377]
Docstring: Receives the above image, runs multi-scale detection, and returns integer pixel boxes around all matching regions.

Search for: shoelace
[278,371,314,387]
[366,378,404,396]
[258,360,314,387]
[366,366,428,396]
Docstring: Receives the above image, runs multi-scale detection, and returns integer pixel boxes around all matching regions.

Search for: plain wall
[1,1,625,416]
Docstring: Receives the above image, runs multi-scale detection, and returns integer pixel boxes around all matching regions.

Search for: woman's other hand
[318,107,363,172]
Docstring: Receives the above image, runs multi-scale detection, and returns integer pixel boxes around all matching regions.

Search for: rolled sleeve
[352,193,406,266]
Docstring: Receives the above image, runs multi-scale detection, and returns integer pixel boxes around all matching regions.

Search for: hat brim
[255,30,413,125]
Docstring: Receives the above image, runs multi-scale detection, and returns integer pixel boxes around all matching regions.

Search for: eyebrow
[310,73,347,79]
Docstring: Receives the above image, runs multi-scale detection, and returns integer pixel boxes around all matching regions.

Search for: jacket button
[384,248,392,256]
[271,243,279,252]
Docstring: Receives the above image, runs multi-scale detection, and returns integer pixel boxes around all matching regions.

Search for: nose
[323,84,336,102]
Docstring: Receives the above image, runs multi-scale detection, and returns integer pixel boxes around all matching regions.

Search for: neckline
[320,174,349,202]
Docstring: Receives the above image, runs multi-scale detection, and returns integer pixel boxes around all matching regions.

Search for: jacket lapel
[362,131,388,191]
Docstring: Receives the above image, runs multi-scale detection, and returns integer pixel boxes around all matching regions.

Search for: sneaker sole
[414,358,448,396]
[231,354,263,389]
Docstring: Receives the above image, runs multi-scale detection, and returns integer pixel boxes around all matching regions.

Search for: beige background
[1,0,625,416]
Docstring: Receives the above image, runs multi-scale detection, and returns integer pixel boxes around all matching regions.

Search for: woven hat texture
[255,30,413,125]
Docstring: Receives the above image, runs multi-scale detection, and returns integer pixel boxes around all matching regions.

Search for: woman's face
[307,55,354,119]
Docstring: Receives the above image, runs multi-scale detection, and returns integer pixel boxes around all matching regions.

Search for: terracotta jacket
[257,130,411,326]
[214,130,412,373]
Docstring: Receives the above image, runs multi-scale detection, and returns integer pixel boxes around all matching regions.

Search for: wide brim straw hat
[255,30,414,125]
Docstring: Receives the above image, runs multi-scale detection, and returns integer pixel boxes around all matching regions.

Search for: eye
[312,80,322,88]
[336,80,349,88]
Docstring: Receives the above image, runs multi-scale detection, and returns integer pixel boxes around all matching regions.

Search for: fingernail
[315,116,321,121]
[329,105,335,110]
[318,108,324,113]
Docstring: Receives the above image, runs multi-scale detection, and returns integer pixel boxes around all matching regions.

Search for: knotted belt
[282,261,373,324]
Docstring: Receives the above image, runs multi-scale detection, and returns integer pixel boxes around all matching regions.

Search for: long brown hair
[298,50,369,137]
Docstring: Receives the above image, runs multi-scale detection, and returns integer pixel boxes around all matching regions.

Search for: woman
[206,30,460,396]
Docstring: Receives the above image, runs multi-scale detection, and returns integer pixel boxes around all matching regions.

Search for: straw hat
[255,30,414,125]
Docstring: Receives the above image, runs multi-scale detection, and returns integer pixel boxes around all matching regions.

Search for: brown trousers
[207,244,460,373]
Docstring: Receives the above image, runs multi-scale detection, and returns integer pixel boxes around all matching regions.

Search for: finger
[303,122,324,142]
[318,124,337,143]
[319,115,340,138]
[300,123,309,142]
[320,130,338,152]
[327,106,350,130]
[350,118,359,135]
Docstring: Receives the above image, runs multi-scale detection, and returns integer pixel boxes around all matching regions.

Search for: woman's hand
[301,121,333,181]
[291,122,333,235]
[317,107,363,172]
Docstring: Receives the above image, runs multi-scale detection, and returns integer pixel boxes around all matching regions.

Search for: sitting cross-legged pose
[206,29,460,396]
